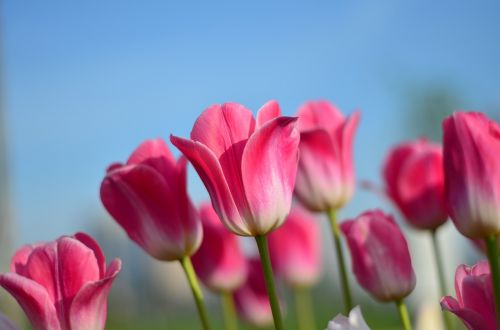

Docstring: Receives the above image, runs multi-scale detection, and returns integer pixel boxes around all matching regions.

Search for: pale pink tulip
[383,139,447,230]
[294,100,360,212]
[441,260,496,330]
[0,233,121,330]
[443,112,500,238]
[100,138,202,261]
[341,210,416,302]
[268,206,321,287]
[192,203,247,292]
[171,101,300,236]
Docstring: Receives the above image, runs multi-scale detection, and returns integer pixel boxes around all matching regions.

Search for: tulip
[383,139,447,230]
[0,312,19,330]
[100,138,202,261]
[326,306,370,330]
[268,206,321,330]
[0,233,121,330]
[441,260,496,330]
[100,138,211,330]
[171,100,300,330]
[341,210,415,330]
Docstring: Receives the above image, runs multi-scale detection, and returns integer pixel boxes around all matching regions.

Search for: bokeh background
[1,1,500,329]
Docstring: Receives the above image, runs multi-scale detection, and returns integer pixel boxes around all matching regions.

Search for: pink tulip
[100,138,203,261]
[171,101,300,236]
[0,312,18,330]
[383,139,447,230]
[341,210,416,302]
[294,100,360,212]
[0,233,121,330]
[191,203,247,292]
[443,112,500,238]
[268,206,322,287]
[441,260,496,330]
[234,258,282,327]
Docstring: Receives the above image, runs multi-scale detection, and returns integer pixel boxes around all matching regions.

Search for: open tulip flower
[441,261,496,330]
[0,233,121,330]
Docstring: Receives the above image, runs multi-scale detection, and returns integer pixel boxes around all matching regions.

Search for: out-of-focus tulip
[470,237,500,255]
[441,260,496,330]
[268,206,321,287]
[234,258,283,328]
[326,306,371,330]
[0,233,121,330]
[100,138,202,261]
[443,111,500,238]
[293,100,360,212]
[341,210,416,302]
[383,139,447,230]
[0,312,18,330]
[171,101,300,236]
[192,203,247,292]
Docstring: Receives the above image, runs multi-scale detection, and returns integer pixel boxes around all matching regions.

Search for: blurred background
[1,1,500,329]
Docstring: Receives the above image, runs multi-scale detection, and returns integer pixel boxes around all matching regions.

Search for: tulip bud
[341,210,416,302]
[443,111,500,238]
[326,306,371,330]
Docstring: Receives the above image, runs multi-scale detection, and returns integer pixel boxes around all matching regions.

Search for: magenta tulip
[341,210,416,302]
[268,206,321,287]
[171,100,300,236]
[441,260,496,330]
[0,233,121,330]
[294,100,360,212]
[192,203,247,292]
[443,112,500,238]
[0,313,18,330]
[383,139,447,230]
[100,138,202,261]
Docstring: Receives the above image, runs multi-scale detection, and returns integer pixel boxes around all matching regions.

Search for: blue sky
[3,1,500,243]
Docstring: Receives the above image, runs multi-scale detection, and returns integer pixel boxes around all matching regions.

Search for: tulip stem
[430,229,453,330]
[485,235,500,326]
[255,235,284,330]
[395,299,412,330]
[180,256,212,330]
[293,286,315,330]
[222,291,238,330]
[326,208,353,314]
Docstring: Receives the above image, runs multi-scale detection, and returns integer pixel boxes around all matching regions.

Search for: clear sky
[3,1,500,243]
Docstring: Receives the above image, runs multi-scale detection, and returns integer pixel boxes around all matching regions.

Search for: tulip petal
[441,296,494,330]
[0,273,61,330]
[256,100,281,128]
[337,111,360,189]
[10,243,40,275]
[74,232,106,277]
[69,259,121,330]
[241,116,299,234]
[297,100,345,134]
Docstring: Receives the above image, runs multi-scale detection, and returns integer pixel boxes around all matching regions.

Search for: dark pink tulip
[0,233,121,330]
[100,139,202,261]
[0,312,18,330]
[443,112,500,238]
[294,100,360,212]
[441,260,496,330]
[268,206,322,287]
[234,258,282,327]
[192,203,247,292]
[341,210,416,302]
[383,139,447,230]
[171,101,300,236]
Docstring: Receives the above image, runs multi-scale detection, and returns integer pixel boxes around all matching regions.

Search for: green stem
[326,208,353,314]
[430,229,453,330]
[222,291,238,330]
[293,286,315,330]
[395,299,412,330]
[255,235,284,330]
[485,235,500,326]
[180,256,212,330]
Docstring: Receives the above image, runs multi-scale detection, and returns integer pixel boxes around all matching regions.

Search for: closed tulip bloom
[294,101,360,212]
[100,138,202,261]
[171,101,300,236]
[341,210,416,302]
[383,139,447,230]
[192,203,247,292]
[0,233,121,330]
[441,260,496,330]
[0,313,18,330]
[326,306,371,330]
[268,207,322,287]
[443,112,500,238]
